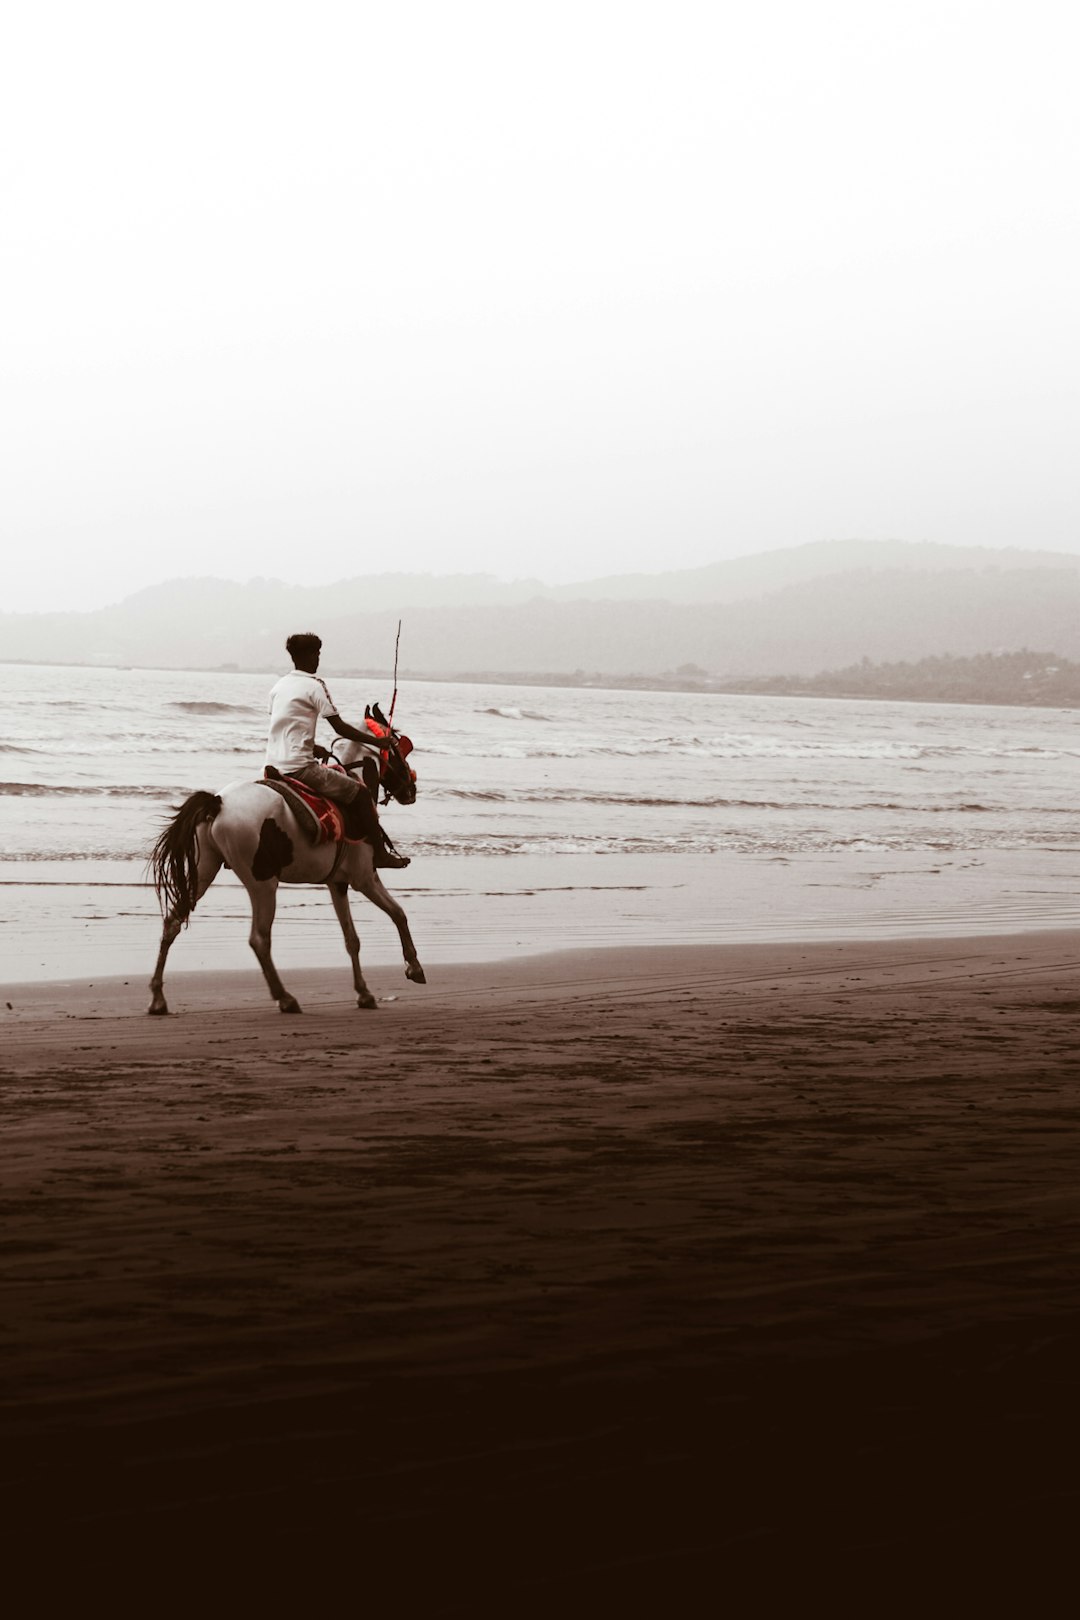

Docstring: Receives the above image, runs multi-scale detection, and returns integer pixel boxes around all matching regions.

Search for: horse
[147,729,425,1016]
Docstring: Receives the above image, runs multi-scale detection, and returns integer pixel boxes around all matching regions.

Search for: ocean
[2,661,1078,984]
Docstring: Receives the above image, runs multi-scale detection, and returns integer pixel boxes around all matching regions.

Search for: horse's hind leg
[148,841,223,1015]
[245,878,302,1014]
[329,882,378,1010]
[148,912,186,1016]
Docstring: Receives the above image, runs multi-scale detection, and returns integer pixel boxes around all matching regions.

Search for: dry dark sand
[3,934,1080,1607]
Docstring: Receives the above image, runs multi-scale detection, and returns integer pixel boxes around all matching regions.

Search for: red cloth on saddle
[276,776,346,844]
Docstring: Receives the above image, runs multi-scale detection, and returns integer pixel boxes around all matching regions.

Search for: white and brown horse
[148,738,424,1015]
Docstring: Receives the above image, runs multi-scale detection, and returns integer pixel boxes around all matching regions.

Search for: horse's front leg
[352,869,426,985]
[328,881,378,1009]
[246,877,301,1013]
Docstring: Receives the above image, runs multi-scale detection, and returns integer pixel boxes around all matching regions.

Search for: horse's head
[360,706,417,806]
[380,733,417,805]
[334,707,418,805]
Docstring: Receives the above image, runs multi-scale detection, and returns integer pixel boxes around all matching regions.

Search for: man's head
[286,632,322,673]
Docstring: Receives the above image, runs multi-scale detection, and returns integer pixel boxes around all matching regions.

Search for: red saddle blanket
[269,774,346,844]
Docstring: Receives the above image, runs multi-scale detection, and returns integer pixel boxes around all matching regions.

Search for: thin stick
[389,619,402,721]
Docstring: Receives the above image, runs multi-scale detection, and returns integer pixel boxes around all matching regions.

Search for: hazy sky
[4,1,1079,612]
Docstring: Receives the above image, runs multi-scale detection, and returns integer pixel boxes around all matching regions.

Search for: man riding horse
[267,632,410,870]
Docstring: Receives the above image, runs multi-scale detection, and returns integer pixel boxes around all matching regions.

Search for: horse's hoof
[147,1001,170,1016]
[356,994,378,1010]
[405,964,426,984]
[279,997,302,1014]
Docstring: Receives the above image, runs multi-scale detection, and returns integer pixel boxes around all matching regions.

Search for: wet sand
[3,935,1080,1606]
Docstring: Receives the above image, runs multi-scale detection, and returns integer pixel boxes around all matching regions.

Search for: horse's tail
[149,790,222,922]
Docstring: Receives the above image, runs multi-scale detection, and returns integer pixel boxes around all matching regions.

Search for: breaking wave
[425,736,1080,762]
[432,787,1072,814]
[479,706,553,722]
[0,782,179,798]
[168,700,258,716]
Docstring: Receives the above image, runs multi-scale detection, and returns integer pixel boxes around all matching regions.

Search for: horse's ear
[364,703,371,718]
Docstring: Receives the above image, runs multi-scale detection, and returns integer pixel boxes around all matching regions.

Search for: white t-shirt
[265,672,339,771]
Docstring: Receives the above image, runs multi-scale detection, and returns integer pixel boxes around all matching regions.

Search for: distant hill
[405,650,1080,708]
[4,541,1080,675]
[722,650,1080,707]
[542,539,1080,604]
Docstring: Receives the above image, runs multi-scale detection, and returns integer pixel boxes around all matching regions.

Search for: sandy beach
[3,933,1080,1605]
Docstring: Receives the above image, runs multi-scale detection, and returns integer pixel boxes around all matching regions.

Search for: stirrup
[375,840,410,869]
[375,851,411,869]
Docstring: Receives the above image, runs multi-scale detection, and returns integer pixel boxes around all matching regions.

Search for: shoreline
[3,926,1079,1008]
[3,846,1079,987]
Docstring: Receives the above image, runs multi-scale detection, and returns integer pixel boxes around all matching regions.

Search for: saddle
[261,768,360,846]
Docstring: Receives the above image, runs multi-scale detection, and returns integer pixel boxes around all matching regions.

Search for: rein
[328,737,406,803]
[324,838,352,884]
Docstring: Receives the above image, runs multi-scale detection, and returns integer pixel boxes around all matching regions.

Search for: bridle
[328,717,417,807]
[374,744,416,806]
